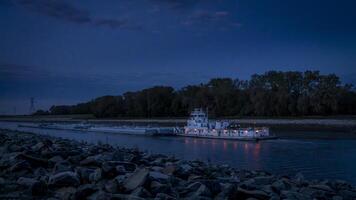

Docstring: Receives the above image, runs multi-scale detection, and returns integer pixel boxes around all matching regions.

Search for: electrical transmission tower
[29,97,35,114]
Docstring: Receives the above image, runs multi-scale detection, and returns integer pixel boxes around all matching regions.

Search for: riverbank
[1,129,356,199]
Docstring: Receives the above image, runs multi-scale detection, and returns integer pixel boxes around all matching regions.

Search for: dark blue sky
[1,0,356,114]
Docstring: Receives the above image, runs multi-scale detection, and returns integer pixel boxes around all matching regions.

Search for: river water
[1,122,356,184]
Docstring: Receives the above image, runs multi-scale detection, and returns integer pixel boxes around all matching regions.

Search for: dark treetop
[42,71,356,118]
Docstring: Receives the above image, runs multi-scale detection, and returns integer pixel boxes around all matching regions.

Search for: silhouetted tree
[47,71,356,118]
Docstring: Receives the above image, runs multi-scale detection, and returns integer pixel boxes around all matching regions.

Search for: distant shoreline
[1,115,356,133]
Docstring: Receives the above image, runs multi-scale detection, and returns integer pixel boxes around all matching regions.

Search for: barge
[18,123,176,136]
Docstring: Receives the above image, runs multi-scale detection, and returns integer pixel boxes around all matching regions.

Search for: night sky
[1,0,356,114]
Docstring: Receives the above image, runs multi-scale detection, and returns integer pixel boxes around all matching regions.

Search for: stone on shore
[49,171,80,187]
[74,184,97,200]
[123,168,149,191]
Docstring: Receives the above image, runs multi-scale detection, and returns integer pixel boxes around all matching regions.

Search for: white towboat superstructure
[182,108,275,140]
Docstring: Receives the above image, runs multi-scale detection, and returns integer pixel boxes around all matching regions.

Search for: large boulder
[74,184,97,200]
[53,161,73,173]
[80,153,113,167]
[16,177,48,196]
[104,180,118,193]
[17,177,37,187]
[200,180,222,196]
[150,181,175,196]
[214,183,236,199]
[77,167,96,183]
[131,186,152,198]
[162,165,176,175]
[280,190,310,200]
[54,187,76,200]
[174,163,193,179]
[271,179,292,193]
[154,193,176,200]
[89,168,102,183]
[253,176,274,185]
[232,187,270,200]
[8,160,32,173]
[48,155,64,164]
[17,153,48,168]
[49,171,80,188]
[34,167,48,177]
[149,171,170,182]
[0,177,5,185]
[181,182,212,198]
[31,180,48,196]
[309,184,334,193]
[101,161,137,178]
[338,190,356,200]
[123,168,149,192]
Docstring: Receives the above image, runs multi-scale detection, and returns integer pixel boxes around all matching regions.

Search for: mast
[206,107,209,126]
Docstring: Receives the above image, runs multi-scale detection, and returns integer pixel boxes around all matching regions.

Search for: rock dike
[0,129,355,200]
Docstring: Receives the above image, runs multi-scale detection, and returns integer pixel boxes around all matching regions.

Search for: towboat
[178,108,277,141]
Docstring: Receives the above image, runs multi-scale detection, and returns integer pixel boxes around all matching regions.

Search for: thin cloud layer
[9,0,239,31]
[149,0,239,30]
[182,10,235,27]
[150,0,221,10]
[17,0,91,24]
[14,0,140,30]
[150,0,201,10]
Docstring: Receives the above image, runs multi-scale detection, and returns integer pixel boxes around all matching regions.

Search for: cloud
[16,0,91,23]
[0,63,48,81]
[150,0,220,10]
[185,10,229,24]
[14,0,140,30]
[150,0,199,10]
[148,0,239,30]
[93,19,143,30]
[10,0,239,32]
[181,10,240,29]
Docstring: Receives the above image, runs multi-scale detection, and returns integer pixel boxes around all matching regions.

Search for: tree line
[35,71,356,118]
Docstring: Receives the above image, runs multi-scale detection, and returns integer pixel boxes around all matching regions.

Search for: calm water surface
[1,122,356,184]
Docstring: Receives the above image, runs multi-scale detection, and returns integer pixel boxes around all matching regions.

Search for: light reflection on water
[1,122,356,184]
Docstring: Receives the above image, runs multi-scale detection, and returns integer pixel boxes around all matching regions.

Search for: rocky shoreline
[0,129,356,200]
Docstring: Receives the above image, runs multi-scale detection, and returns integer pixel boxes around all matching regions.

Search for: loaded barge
[18,123,176,136]
[18,108,276,141]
